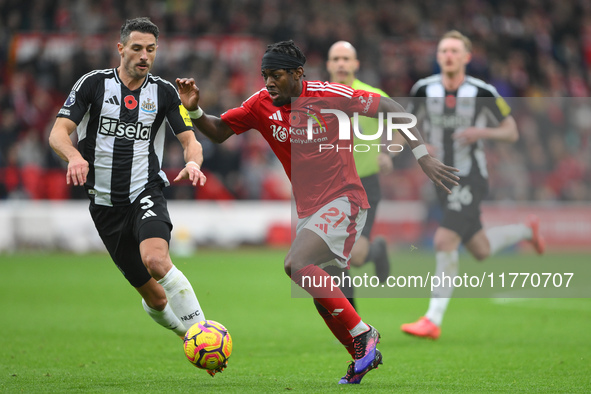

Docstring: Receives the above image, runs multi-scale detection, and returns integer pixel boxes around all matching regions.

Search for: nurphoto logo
[305,110,418,152]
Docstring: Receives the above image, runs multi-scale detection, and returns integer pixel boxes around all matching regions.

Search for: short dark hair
[265,40,307,70]
[120,17,159,45]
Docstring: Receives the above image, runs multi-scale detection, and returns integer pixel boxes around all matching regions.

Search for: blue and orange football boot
[352,325,381,374]
[338,349,383,384]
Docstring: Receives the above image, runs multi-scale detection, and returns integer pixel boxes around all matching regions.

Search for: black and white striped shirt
[57,68,193,206]
[408,74,511,178]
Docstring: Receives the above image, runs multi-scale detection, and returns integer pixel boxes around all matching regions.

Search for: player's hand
[377,152,394,174]
[453,127,485,146]
[175,77,200,112]
[66,156,89,186]
[417,155,459,194]
[174,162,207,186]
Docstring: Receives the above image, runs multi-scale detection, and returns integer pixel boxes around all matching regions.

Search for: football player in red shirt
[176,40,459,384]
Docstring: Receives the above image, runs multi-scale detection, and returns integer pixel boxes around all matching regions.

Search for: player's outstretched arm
[378,97,459,194]
[176,77,235,143]
[173,130,207,187]
[453,115,518,146]
[48,117,89,186]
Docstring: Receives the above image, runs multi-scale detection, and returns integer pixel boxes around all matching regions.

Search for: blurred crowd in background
[0,0,590,203]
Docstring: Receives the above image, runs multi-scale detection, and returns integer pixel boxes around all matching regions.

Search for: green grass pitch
[1,249,589,392]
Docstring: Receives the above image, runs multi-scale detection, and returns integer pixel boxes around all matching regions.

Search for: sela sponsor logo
[99,116,151,141]
[305,110,417,152]
[64,90,76,107]
[141,98,156,113]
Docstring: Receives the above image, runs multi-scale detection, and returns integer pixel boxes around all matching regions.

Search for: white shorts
[296,196,367,269]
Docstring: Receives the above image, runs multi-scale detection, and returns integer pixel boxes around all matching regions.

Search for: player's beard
[124,59,151,80]
[272,96,289,107]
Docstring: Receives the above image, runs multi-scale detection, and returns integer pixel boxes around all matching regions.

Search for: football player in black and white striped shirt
[401,31,546,340]
[49,18,209,349]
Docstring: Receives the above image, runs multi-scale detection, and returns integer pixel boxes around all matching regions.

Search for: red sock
[292,264,361,331]
[316,305,355,357]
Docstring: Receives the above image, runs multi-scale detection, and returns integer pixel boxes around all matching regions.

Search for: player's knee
[284,252,307,276]
[283,256,293,277]
[434,229,461,252]
[349,255,364,267]
[284,257,305,277]
[434,238,452,252]
[350,236,369,266]
[472,247,490,262]
[145,296,168,311]
[433,236,445,252]
[142,252,170,279]
[349,245,365,267]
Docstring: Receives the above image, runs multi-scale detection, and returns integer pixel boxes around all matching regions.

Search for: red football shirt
[221,80,380,217]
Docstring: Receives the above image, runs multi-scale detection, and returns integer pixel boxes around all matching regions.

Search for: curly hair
[265,40,307,67]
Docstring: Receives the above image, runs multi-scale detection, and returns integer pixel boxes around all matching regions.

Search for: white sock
[348,320,370,337]
[157,266,205,329]
[142,298,188,337]
[426,250,459,327]
[486,224,532,255]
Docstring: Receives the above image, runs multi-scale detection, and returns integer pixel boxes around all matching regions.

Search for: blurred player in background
[48,17,210,363]
[401,30,546,340]
[176,40,459,384]
[321,40,391,311]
